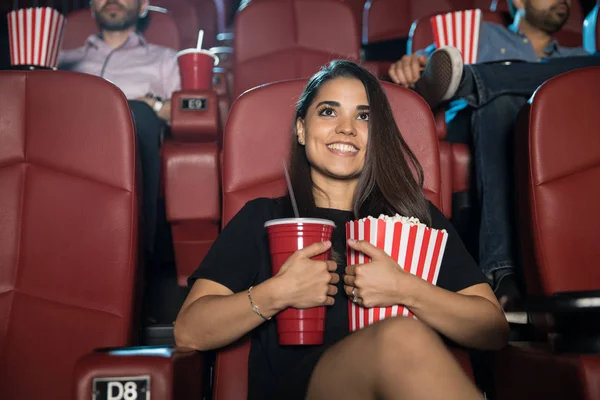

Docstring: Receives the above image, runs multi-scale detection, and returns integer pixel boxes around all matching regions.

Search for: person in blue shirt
[390,0,598,306]
[389,0,589,86]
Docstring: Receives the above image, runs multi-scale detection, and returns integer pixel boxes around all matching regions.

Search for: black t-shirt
[189,197,488,400]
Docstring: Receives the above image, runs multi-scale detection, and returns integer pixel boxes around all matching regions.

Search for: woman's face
[296,77,369,182]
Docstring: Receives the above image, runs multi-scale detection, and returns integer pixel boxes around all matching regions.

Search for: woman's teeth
[327,143,358,153]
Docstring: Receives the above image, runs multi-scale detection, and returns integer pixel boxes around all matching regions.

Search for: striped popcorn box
[346,215,448,331]
[7,7,67,69]
[431,9,482,64]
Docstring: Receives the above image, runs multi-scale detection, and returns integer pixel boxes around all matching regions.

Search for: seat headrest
[0,70,136,189]
[233,0,360,96]
[222,78,441,225]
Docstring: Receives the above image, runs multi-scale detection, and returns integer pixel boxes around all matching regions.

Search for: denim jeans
[457,55,600,278]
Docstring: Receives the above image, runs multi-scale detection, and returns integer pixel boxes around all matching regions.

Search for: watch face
[153,100,164,112]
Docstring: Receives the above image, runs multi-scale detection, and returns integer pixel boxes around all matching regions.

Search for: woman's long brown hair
[289,60,431,226]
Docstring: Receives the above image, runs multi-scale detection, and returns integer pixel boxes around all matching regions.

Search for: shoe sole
[439,46,463,101]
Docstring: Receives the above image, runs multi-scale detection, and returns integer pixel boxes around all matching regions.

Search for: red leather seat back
[0,71,138,399]
[364,0,480,44]
[341,0,368,27]
[233,0,360,97]
[62,8,181,50]
[516,67,600,296]
[408,9,506,55]
[152,0,207,49]
[192,0,219,49]
[217,78,444,399]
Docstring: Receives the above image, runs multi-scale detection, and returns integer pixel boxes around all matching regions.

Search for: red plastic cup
[176,49,219,90]
[264,218,336,345]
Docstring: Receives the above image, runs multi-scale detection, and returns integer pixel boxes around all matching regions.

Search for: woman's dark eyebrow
[315,100,340,108]
[315,101,370,111]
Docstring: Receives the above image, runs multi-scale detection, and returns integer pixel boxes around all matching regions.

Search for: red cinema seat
[0,70,140,399]
[583,1,600,54]
[62,7,181,51]
[494,67,600,400]
[363,0,482,45]
[152,0,210,49]
[233,0,360,97]
[516,67,600,297]
[214,78,463,400]
[341,0,368,26]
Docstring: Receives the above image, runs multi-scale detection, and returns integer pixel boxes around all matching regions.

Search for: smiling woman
[291,61,432,225]
[174,60,508,400]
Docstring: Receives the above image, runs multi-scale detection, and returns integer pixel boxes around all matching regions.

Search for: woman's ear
[296,118,306,145]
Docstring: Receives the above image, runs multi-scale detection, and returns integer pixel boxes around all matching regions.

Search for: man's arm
[136,96,171,122]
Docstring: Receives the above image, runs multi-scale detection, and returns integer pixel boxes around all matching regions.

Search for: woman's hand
[273,241,339,309]
[343,239,421,308]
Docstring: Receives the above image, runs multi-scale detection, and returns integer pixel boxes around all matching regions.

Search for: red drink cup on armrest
[265,218,336,345]
[176,49,219,90]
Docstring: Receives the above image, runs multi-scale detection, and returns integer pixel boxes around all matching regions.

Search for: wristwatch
[146,92,165,113]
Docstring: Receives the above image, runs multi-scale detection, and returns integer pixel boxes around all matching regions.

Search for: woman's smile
[326,141,359,156]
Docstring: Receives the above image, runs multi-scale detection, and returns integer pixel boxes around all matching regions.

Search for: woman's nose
[335,117,356,136]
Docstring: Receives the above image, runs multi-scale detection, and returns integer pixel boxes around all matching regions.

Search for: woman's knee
[370,317,444,365]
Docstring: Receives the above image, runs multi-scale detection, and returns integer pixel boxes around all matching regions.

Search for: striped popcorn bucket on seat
[7,7,67,69]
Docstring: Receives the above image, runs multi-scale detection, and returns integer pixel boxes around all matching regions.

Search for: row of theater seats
[53,0,600,288]
[13,0,241,48]
[1,66,598,399]
[22,0,600,55]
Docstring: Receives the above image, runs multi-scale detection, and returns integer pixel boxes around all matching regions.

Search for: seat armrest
[74,346,203,400]
[171,90,220,142]
[505,291,600,352]
[521,291,600,314]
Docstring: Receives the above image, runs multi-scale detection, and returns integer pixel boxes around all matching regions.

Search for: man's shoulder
[480,21,515,39]
[58,45,88,68]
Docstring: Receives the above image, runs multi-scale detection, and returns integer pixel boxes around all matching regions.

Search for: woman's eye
[358,112,370,121]
[318,107,335,117]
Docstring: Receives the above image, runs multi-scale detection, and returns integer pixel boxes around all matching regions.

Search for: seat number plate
[92,376,150,400]
[181,97,208,111]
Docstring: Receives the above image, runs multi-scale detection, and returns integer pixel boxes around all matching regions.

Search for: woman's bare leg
[306,317,482,400]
